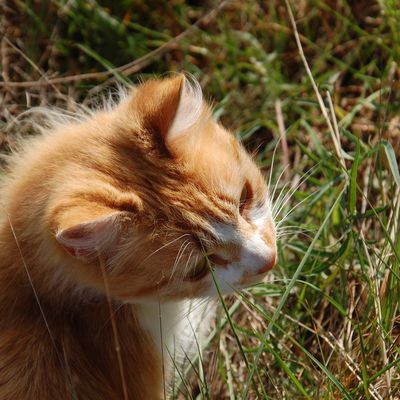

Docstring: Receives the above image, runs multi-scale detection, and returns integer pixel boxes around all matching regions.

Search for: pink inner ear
[63,245,93,258]
[56,212,121,259]
[166,77,203,142]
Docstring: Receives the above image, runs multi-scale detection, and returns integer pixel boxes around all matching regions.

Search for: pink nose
[257,252,276,275]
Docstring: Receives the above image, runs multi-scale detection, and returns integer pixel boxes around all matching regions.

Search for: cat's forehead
[188,122,263,195]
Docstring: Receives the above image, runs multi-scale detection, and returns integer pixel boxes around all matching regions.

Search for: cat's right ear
[55,210,129,262]
[132,74,205,154]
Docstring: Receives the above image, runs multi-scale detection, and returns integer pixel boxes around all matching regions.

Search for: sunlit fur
[0,75,276,399]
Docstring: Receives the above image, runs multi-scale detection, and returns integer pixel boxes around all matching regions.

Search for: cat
[0,74,276,399]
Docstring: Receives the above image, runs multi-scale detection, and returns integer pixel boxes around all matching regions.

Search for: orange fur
[0,75,276,398]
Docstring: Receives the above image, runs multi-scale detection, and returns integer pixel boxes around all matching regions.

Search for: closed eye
[239,181,253,215]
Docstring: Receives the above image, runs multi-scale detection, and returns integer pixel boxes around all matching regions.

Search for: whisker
[278,232,313,240]
[181,249,195,281]
[169,240,192,284]
[271,162,319,216]
[276,189,319,228]
[277,228,311,236]
[271,178,291,217]
[277,228,312,237]
[273,163,319,212]
[277,232,310,238]
[270,164,289,206]
[267,137,282,193]
[180,254,200,284]
[272,164,319,219]
[272,163,319,218]
[277,225,312,233]
[141,234,191,264]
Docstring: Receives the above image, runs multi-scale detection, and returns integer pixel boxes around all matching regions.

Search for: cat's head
[53,74,276,300]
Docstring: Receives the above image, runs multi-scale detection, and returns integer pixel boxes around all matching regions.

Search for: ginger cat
[0,75,276,399]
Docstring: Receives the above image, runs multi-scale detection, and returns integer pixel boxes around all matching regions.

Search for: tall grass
[1,0,399,398]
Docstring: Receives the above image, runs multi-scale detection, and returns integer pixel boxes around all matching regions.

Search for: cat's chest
[137,300,214,371]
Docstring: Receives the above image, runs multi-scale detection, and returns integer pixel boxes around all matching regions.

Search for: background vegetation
[1,0,399,398]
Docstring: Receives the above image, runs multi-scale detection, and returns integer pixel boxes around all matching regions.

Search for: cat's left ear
[55,209,130,262]
[167,75,203,144]
[133,74,204,153]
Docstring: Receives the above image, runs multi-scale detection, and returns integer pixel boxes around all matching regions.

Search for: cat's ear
[134,74,204,153]
[55,210,128,262]
[167,75,203,141]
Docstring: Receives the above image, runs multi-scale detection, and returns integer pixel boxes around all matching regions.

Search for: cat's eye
[185,257,209,281]
[239,181,252,214]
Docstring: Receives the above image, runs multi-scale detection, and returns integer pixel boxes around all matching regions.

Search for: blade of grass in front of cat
[206,257,263,398]
[242,185,346,399]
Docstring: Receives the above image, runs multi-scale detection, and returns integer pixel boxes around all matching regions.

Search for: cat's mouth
[184,257,211,281]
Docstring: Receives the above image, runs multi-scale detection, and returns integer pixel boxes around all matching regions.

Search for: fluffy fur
[0,74,276,399]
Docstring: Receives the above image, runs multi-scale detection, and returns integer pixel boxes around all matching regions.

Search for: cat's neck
[136,299,215,391]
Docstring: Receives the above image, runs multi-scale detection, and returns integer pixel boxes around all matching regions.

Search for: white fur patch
[239,233,271,275]
[249,199,272,231]
[137,299,214,389]
[209,222,241,244]
[205,232,272,294]
[168,76,203,139]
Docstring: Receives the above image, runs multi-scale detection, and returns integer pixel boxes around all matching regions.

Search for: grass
[1,0,399,398]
